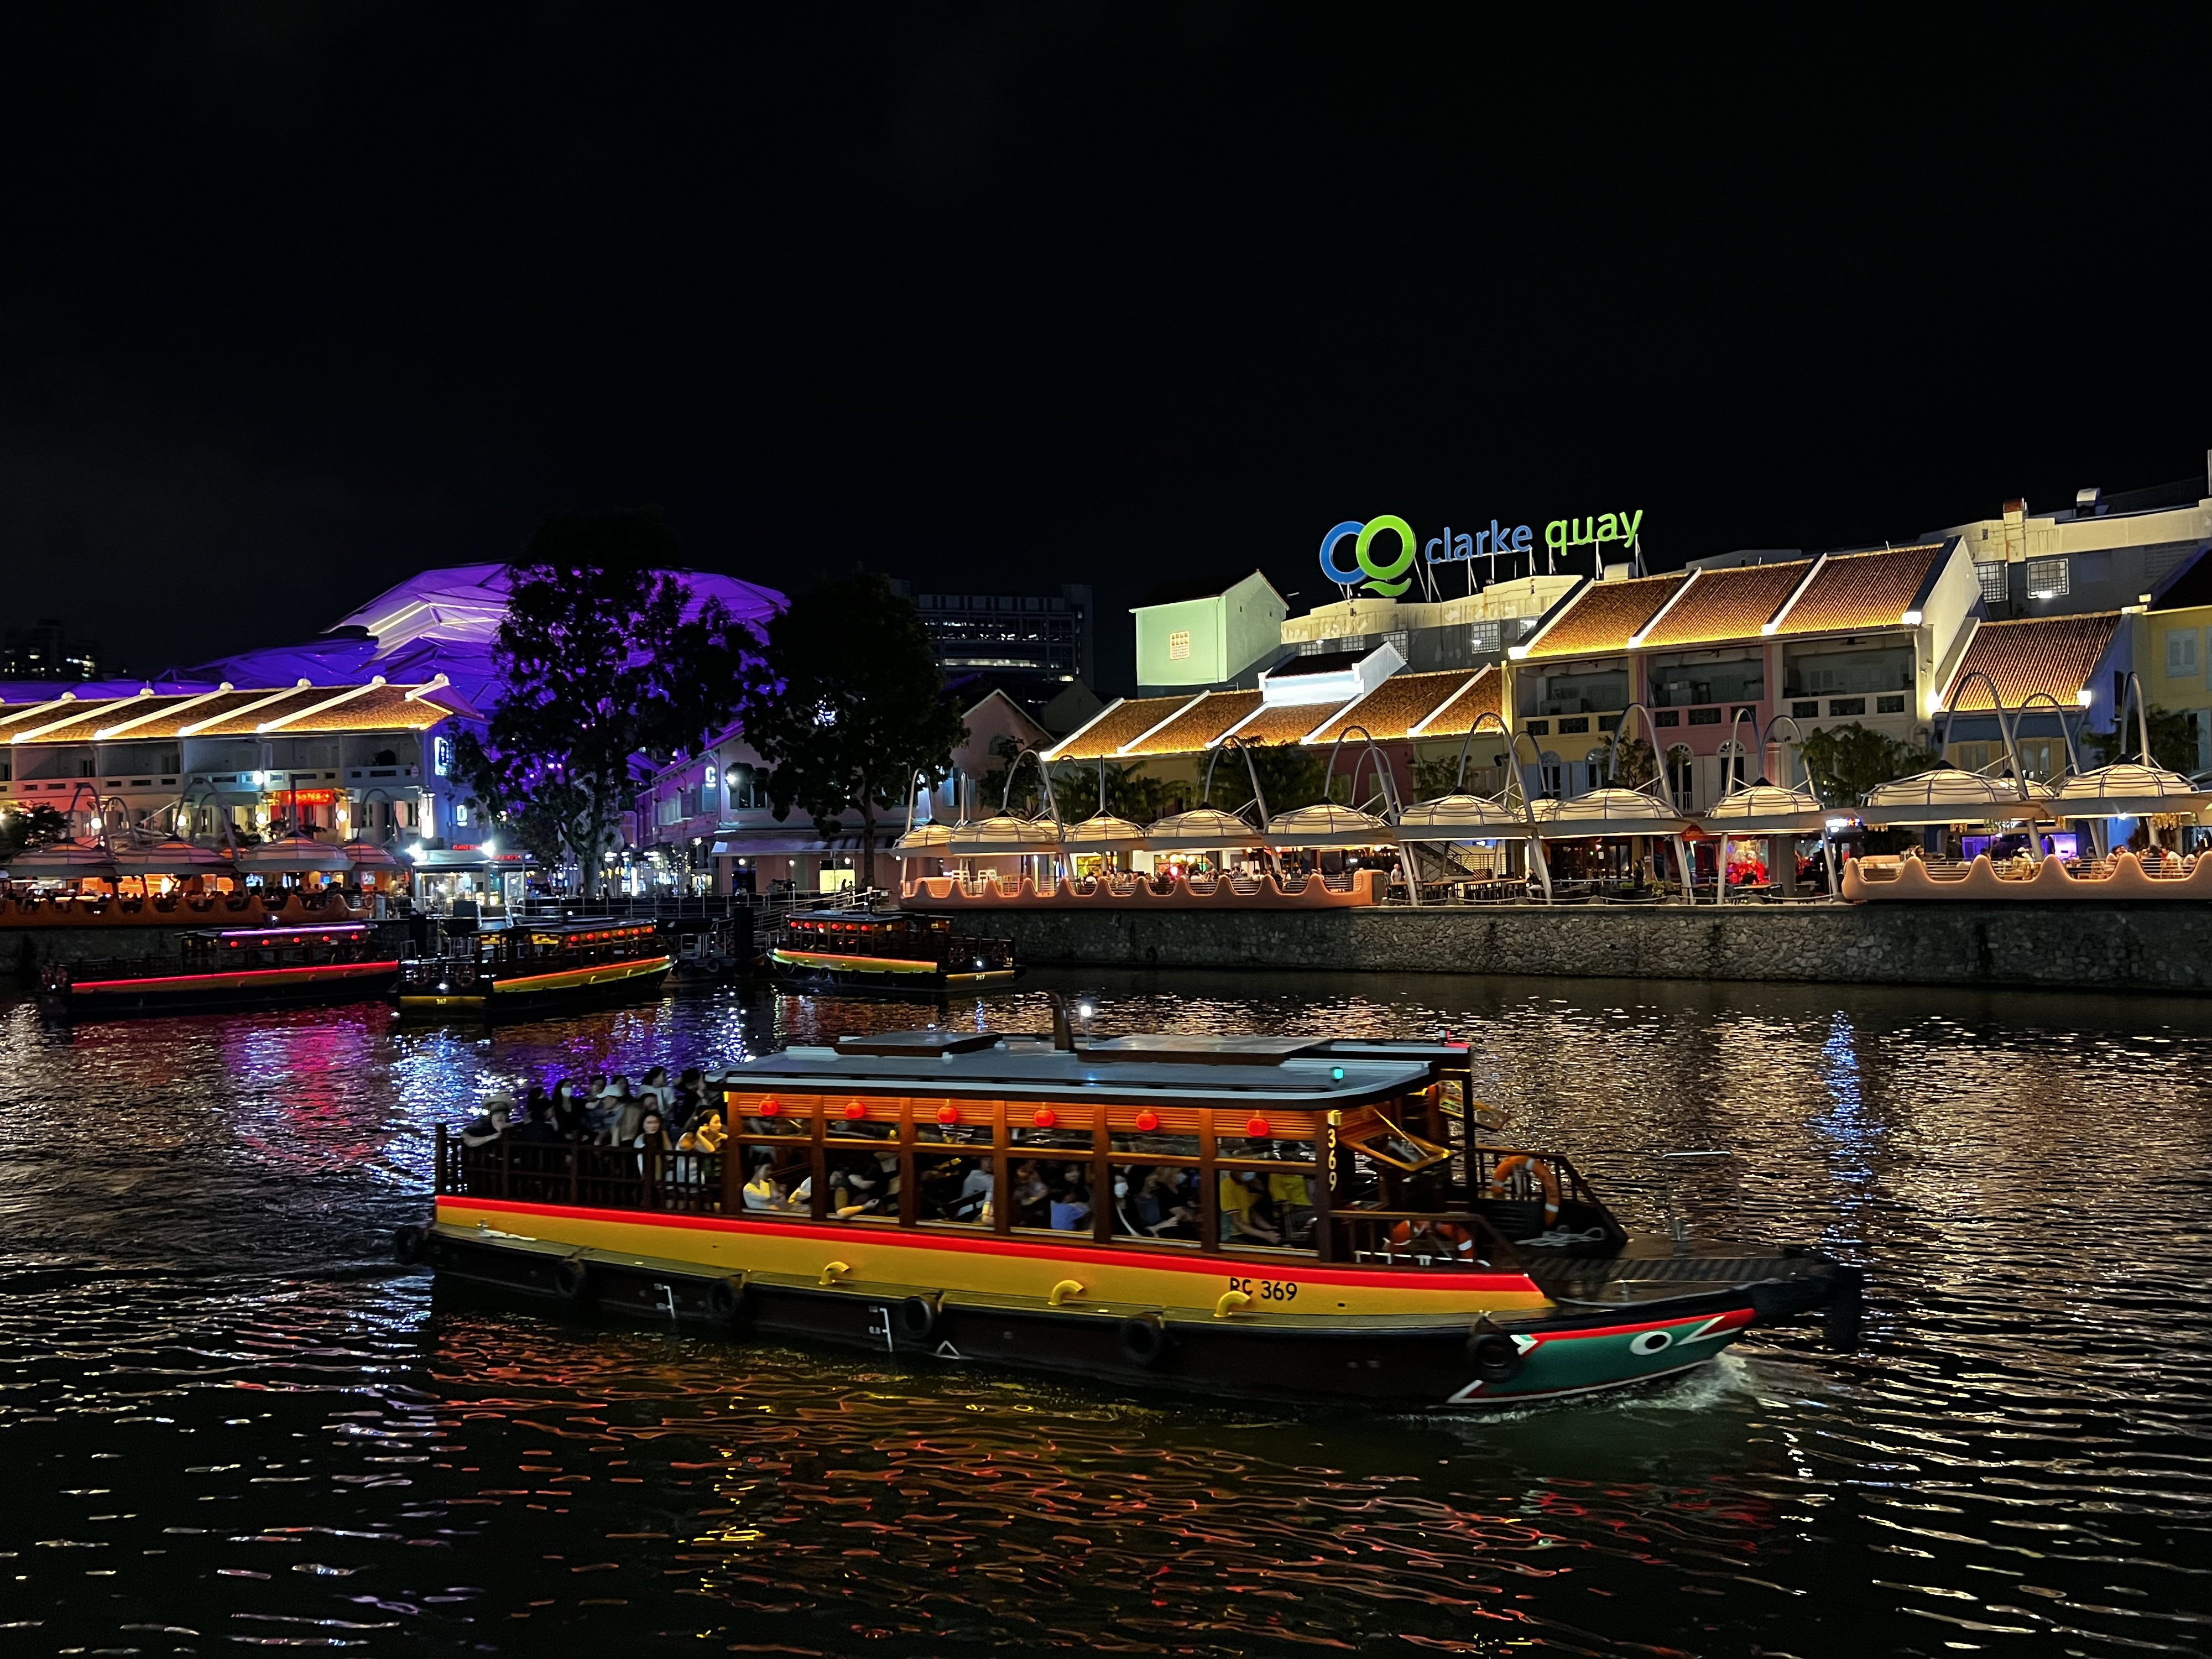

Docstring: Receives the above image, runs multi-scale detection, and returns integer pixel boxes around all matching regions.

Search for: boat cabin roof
[782,910,937,928]
[712,1029,1457,1108]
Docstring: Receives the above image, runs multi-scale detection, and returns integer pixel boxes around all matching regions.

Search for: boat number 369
[1227,1276,1298,1301]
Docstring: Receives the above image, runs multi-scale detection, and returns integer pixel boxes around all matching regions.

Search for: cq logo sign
[1318,515,1417,598]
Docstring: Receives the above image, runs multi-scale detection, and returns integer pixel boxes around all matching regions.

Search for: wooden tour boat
[406,1017,1860,1407]
[768,907,1019,994]
[395,916,671,1018]
[39,921,399,1018]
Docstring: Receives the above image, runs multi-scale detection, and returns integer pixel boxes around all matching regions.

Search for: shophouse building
[634,686,1048,896]
[1502,540,1983,809]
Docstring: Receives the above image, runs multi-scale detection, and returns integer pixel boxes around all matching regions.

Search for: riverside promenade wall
[984,904,2212,992]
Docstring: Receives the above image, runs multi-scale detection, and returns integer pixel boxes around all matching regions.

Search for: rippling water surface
[2,969,2208,1656]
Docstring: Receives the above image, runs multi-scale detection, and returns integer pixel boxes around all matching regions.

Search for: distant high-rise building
[890,581,1094,684]
[0,618,102,681]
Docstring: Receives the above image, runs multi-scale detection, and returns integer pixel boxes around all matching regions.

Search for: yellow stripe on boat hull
[434,1196,1551,1321]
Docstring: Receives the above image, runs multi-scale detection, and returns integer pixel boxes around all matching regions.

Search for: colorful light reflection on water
[0,971,2208,1655]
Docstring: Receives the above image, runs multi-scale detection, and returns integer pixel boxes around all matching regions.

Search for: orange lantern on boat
[1032,1107,1056,1128]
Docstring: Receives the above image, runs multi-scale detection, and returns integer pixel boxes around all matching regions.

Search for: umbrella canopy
[235,833,353,873]
[1056,812,1149,854]
[1394,794,1539,840]
[1265,802,1395,849]
[3,839,119,880]
[2048,762,2212,821]
[1860,769,2050,827]
[1142,807,1271,851]
[1699,782,1834,836]
[338,837,404,871]
[943,815,1061,857]
[112,837,237,877]
[1542,786,1692,838]
[890,822,955,855]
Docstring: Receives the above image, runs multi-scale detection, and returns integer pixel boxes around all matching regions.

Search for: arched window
[1717,739,1751,795]
[1666,745,1695,810]
[1538,750,1564,799]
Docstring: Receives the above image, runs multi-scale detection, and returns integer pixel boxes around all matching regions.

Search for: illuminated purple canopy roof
[2,564,784,716]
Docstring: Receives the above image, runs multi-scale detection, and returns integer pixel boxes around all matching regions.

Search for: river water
[1,969,2208,1657]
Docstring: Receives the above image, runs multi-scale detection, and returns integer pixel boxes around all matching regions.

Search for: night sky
[2,8,2204,693]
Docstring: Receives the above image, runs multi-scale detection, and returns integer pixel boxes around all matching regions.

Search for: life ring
[707,1274,747,1328]
[1486,1154,1562,1225]
[554,1256,593,1303]
[392,1224,427,1266]
[1387,1219,1479,1262]
[897,1293,941,1342]
[1466,1322,1523,1384]
[1119,1312,1170,1368]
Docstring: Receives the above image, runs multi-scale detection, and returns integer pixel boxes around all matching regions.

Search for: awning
[708,833,862,857]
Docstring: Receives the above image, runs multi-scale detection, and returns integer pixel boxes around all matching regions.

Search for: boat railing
[437,1129,726,1215]
[1331,1209,1525,1271]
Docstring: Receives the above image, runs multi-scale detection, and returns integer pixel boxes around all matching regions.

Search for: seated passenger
[1135,1167,1195,1238]
[742,1160,783,1211]
[1218,1170,1283,1245]
[1010,1160,1050,1227]
[1048,1163,1091,1231]
[952,1162,993,1225]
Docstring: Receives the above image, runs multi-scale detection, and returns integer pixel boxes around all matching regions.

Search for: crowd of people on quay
[455,1065,1317,1248]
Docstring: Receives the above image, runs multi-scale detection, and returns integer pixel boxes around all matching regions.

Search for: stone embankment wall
[984,904,2212,992]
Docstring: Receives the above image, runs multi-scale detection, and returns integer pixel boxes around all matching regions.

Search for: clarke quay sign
[1319,508,1646,597]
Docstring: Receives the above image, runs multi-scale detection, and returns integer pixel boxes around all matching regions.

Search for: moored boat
[768,907,1019,994]
[39,920,399,1018]
[394,916,671,1018]
[405,1020,1859,1407]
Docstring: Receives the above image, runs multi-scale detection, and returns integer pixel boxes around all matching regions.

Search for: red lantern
[1246,1115,1270,1139]
[843,1100,866,1121]
[1032,1107,1057,1129]
[758,1098,782,1118]
[937,1103,961,1126]
[1133,1109,1160,1133]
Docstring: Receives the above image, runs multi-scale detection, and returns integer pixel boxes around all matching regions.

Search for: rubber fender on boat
[897,1293,942,1341]
[392,1224,427,1267]
[1466,1321,1523,1384]
[554,1255,593,1303]
[707,1274,748,1328]
[1119,1312,1171,1367]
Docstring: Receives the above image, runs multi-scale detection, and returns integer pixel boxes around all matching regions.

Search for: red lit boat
[38,921,400,1018]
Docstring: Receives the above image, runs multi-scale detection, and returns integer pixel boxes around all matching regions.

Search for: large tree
[455,512,757,898]
[2088,703,2200,774]
[744,572,968,884]
[1801,721,1938,805]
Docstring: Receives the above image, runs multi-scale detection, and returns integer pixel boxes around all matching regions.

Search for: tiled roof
[1047,696,1197,761]
[1519,576,1685,660]
[1417,666,1504,737]
[1639,561,1811,648]
[1230,700,1348,748]
[0,685,458,744]
[1944,613,2122,711]
[1773,544,1944,636]
[1309,670,1481,743]
[1120,690,1263,757]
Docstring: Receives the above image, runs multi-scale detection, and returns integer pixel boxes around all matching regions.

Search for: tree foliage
[0,804,69,863]
[744,572,969,880]
[1801,722,1938,805]
[455,511,755,896]
[2088,702,2200,774]
[1204,740,1329,817]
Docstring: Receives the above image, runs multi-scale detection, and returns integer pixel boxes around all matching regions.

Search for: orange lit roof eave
[1940,612,2124,711]
[1118,690,1263,757]
[1515,574,1687,660]
[1771,544,1948,637]
[1634,562,1812,650]
[1,684,464,744]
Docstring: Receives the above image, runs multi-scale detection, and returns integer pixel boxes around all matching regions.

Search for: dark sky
[1,7,2205,693]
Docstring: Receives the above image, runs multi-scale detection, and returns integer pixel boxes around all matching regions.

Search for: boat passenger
[1010,1160,1050,1227]
[549,1080,584,1139]
[1134,1167,1196,1238]
[1048,1164,1092,1231]
[461,1097,513,1149]
[1218,1170,1283,1245]
[640,1066,674,1117]
[742,1160,784,1211]
[950,1162,993,1224]
[512,1100,561,1145]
